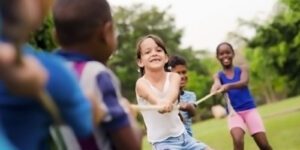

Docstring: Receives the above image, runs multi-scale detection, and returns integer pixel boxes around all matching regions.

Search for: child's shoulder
[79,61,112,78]
[237,64,249,70]
[181,90,197,101]
[183,90,196,96]
[234,65,249,74]
[135,76,145,87]
[84,61,107,72]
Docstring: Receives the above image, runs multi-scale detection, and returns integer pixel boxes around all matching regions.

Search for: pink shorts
[228,108,265,135]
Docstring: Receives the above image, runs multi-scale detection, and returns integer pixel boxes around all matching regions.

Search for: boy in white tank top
[135,34,210,150]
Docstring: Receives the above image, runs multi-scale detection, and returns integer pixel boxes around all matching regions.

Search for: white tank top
[136,73,185,143]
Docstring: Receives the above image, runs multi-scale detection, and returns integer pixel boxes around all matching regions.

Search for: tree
[29,14,57,51]
[247,0,300,98]
[229,0,300,102]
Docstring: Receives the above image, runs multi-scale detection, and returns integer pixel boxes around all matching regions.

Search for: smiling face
[137,37,168,73]
[216,43,235,69]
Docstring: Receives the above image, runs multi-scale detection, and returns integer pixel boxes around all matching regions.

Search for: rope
[131,89,223,111]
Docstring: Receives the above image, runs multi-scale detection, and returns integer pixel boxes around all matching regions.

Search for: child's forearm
[165,93,179,104]
[210,83,221,92]
[144,94,161,105]
[226,80,248,89]
[211,73,222,92]
[226,66,249,90]
[180,103,196,117]
[187,104,196,117]
[165,73,180,104]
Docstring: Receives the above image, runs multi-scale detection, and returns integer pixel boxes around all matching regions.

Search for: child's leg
[228,113,246,150]
[243,109,272,150]
[252,132,272,150]
[152,134,184,150]
[182,132,208,150]
[230,128,245,150]
[152,132,209,150]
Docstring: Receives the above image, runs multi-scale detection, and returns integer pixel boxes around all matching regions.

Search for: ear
[102,21,117,51]
[137,59,144,68]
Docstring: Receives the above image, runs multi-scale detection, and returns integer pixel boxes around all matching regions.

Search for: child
[135,34,209,150]
[169,55,197,137]
[53,0,141,149]
[210,42,272,150]
[0,0,94,149]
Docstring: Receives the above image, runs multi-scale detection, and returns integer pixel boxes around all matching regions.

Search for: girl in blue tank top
[211,42,272,150]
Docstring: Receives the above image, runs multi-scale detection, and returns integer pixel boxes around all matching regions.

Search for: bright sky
[109,0,277,52]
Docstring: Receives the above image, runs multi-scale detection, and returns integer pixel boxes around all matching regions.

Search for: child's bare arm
[164,72,181,104]
[109,126,141,150]
[210,73,222,93]
[109,100,142,150]
[0,43,48,97]
[97,73,141,149]
[135,73,180,105]
[179,103,196,117]
[135,73,180,113]
[135,78,161,104]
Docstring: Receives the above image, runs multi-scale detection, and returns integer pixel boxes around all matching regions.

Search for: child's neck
[144,70,167,83]
[223,66,234,78]
[62,44,107,65]
[223,65,234,72]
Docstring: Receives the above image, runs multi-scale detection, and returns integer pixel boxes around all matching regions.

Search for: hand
[210,84,222,94]
[158,101,173,114]
[85,91,106,125]
[121,97,138,119]
[219,84,230,93]
[4,56,48,97]
[179,103,189,111]
[0,43,16,72]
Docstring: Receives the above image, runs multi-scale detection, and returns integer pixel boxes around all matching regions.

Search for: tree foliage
[29,15,57,51]
[239,0,300,102]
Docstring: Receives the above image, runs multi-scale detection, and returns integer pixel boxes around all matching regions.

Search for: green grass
[142,96,300,150]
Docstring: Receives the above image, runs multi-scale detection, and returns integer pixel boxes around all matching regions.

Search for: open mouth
[150,58,161,62]
[222,58,231,64]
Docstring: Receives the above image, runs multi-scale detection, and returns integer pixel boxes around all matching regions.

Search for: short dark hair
[216,42,235,55]
[0,0,31,42]
[53,0,112,46]
[168,55,186,69]
[0,0,19,24]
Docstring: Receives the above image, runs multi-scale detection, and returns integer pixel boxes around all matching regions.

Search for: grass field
[142,96,300,150]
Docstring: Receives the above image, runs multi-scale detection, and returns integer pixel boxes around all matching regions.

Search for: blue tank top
[218,67,256,112]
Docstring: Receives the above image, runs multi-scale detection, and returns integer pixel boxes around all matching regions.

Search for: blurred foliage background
[29,0,300,121]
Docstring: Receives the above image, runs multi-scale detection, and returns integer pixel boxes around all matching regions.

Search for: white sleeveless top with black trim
[136,73,185,143]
